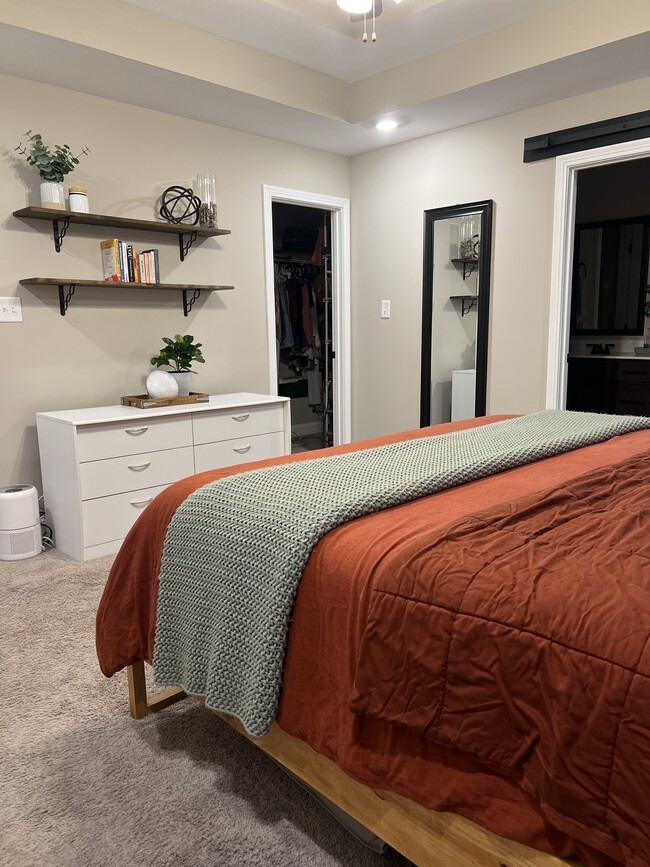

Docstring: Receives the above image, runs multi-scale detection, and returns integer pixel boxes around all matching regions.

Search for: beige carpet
[0,549,411,867]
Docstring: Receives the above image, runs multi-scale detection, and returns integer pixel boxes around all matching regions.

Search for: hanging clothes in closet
[275,262,323,404]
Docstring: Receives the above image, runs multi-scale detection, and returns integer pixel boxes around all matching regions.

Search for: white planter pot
[169,370,192,396]
[40,182,66,210]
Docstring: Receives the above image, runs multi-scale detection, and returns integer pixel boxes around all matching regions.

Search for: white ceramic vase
[40,181,66,210]
[169,370,192,396]
[146,370,179,399]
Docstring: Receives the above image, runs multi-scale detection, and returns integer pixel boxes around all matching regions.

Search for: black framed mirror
[420,200,493,427]
[570,216,650,336]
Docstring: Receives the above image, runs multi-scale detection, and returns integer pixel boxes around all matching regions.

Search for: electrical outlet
[0,297,23,322]
[381,300,391,319]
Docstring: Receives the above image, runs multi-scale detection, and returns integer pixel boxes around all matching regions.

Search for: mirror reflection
[420,201,493,427]
[571,218,649,335]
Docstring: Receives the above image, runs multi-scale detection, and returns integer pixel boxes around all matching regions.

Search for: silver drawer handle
[127,462,151,471]
[231,414,250,422]
[125,427,148,436]
[130,496,153,508]
[233,444,252,454]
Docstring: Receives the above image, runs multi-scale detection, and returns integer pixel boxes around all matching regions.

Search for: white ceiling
[119,0,570,82]
[0,1,648,156]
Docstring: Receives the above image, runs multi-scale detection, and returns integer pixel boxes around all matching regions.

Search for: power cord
[38,493,55,549]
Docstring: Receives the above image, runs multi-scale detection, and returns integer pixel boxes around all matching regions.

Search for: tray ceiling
[118,0,571,82]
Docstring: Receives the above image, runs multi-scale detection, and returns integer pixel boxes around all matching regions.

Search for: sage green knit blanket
[153,410,650,737]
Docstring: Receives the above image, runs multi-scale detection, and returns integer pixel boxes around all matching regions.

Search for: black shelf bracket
[461,261,477,280]
[451,257,479,280]
[178,231,199,262]
[182,288,201,316]
[52,217,71,253]
[58,283,76,316]
[460,297,477,316]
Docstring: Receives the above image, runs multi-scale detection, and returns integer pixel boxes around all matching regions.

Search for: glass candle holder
[459,216,480,259]
[196,173,217,228]
[459,217,474,258]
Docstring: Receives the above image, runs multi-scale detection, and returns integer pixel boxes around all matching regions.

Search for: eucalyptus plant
[150,334,205,372]
[15,130,90,183]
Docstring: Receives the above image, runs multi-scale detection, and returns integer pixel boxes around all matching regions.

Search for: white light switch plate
[381,300,391,319]
[0,297,23,322]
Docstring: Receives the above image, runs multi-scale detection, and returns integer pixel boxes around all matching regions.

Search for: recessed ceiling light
[337,0,372,13]
[376,119,398,131]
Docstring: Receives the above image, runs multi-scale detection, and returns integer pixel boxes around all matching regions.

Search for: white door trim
[546,137,650,409]
[262,184,351,445]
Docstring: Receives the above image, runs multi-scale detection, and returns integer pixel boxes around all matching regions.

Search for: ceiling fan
[337,0,386,42]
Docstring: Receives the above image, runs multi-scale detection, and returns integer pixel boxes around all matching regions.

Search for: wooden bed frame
[126,660,580,867]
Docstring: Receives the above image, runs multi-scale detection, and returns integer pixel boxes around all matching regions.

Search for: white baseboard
[292,421,323,437]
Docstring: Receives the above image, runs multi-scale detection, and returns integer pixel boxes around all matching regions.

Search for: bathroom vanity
[567,354,650,415]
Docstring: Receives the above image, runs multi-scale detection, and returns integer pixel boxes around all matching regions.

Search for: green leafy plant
[150,334,205,373]
[15,130,90,183]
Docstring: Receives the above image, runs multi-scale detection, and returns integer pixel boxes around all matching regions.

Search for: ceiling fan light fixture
[337,0,372,13]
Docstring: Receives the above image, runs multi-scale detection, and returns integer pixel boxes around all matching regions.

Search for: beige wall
[349,76,650,441]
[1,75,349,488]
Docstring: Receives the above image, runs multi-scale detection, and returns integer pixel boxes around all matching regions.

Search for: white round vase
[146,370,179,399]
[40,182,66,210]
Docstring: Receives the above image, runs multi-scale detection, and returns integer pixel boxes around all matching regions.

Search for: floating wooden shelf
[12,206,230,260]
[449,294,478,316]
[451,257,479,280]
[20,278,234,317]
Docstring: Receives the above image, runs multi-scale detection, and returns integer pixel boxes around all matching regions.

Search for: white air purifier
[451,368,477,422]
[0,485,42,561]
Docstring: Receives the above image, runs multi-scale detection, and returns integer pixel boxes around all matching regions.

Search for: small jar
[68,187,90,213]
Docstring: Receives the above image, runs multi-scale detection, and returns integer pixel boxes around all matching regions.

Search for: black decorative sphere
[159,186,200,225]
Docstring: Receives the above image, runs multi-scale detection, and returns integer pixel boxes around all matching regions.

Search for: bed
[96,414,650,867]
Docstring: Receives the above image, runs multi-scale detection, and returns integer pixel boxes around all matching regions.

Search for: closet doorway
[263,186,351,450]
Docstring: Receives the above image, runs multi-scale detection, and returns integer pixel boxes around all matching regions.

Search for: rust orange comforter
[96,416,650,867]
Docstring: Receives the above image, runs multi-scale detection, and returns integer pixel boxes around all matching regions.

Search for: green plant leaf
[152,334,205,371]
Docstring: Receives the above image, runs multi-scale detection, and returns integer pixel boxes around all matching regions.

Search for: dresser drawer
[617,361,650,383]
[615,399,650,416]
[615,382,650,416]
[193,405,284,446]
[79,446,194,500]
[194,431,285,473]
[82,484,169,547]
[77,416,192,462]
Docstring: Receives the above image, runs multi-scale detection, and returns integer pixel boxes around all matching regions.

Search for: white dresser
[36,393,291,561]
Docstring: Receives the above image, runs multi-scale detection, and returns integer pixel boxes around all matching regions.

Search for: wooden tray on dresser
[121,392,209,409]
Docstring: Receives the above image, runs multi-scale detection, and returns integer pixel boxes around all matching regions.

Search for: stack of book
[101,239,160,284]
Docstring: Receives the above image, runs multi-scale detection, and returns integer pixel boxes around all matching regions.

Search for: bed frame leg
[127,660,187,719]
